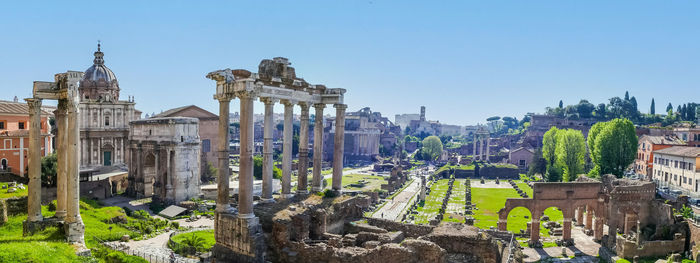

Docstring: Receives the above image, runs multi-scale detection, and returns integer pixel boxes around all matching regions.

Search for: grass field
[324,173,386,191]
[443,179,466,223]
[0,182,28,199]
[471,181,562,238]
[413,179,449,224]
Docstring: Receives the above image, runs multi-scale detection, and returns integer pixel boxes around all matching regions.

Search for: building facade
[79,44,140,171]
[0,100,53,176]
[508,147,534,172]
[652,146,700,193]
[673,127,700,147]
[634,135,685,180]
[127,117,201,203]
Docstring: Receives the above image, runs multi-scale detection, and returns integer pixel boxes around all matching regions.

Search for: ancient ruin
[127,117,201,203]
[25,71,86,246]
[207,57,346,262]
[472,126,490,162]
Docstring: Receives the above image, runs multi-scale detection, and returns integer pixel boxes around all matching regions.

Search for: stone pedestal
[530,219,540,244]
[64,221,86,244]
[213,213,265,263]
[497,219,507,231]
[594,217,604,241]
[562,218,572,242]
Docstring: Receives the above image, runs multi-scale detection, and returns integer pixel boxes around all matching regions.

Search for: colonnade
[27,71,85,245]
[472,135,490,161]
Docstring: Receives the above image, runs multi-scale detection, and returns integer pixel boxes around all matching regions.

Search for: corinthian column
[332,104,347,192]
[312,104,325,192]
[238,93,255,218]
[65,89,85,244]
[215,96,231,212]
[297,102,310,194]
[281,100,294,199]
[260,98,275,201]
[485,137,490,162]
[26,98,43,222]
[54,104,67,219]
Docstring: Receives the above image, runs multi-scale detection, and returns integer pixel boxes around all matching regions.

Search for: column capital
[298,102,310,110]
[280,99,296,107]
[259,97,277,105]
[25,98,42,110]
[334,104,347,110]
[313,103,326,110]
[234,91,257,100]
[214,94,233,102]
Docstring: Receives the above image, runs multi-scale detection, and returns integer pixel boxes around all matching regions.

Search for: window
[18,122,25,130]
[0,121,4,129]
[202,139,211,153]
[519,159,526,166]
[105,116,110,126]
[675,160,678,168]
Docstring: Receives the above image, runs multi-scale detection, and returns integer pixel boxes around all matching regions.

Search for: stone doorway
[102,143,114,166]
[143,153,156,196]
[1,158,7,170]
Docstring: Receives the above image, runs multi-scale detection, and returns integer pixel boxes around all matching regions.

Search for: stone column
[497,219,507,231]
[472,138,477,161]
[54,104,67,219]
[593,217,604,241]
[26,98,43,222]
[216,96,231,212]
[65,92,85,244]
[281,100,294,199]
[585,207,593,231]
[332,104,347,192]
[312,104,325,192]
[562,218,572,241]
[484,137,490,162]
[530,218,540,243]
[260,98,275,201]
[297,102,310,194]
[238,93,255,218]
[575,207,583,226]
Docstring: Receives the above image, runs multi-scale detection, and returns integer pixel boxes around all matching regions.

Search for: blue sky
[1,1,698,124]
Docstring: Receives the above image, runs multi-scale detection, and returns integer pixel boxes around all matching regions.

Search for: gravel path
[372,178,420,221]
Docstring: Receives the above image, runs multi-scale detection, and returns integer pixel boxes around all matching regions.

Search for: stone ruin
[381,161,407,194]
[253,194,517,263]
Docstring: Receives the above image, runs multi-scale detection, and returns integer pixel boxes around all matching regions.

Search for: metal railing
[505,233,517,263]
[93,235,197,263]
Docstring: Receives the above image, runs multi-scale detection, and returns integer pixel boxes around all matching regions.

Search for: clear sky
[1,1,698,125]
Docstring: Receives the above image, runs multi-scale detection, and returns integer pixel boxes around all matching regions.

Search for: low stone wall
[365,218,434,238]
[0,173,28,184]
[422,224,504,263]
[479,166,519,180]
[615,234,684,259]
[0,196,28,225]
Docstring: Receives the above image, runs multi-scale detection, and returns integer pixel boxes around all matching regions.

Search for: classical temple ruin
[127,117,201,203]
[207,57,347,262]
[25,71,85,246]
[472,126,490,162]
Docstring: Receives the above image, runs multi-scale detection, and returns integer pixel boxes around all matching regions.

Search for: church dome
[79,43,120,102]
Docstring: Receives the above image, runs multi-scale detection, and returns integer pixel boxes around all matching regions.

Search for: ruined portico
[207,57,346,262]
[473,126,490,162]
[25,71,85,246]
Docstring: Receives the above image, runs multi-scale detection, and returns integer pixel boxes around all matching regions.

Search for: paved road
[371,178,421,221]
[521,224,601,262]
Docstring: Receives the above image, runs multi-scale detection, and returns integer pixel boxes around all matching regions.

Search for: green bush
[322,189,338,198]
[93,246,148,263]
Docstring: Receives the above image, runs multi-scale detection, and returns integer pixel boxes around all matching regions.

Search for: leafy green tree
[624,91,630,101]
[486,116,501,122]
[555,129,586,182]
[594,103,607,120]
[589,118,637,177]
[201,161,218,183]
[253,155,282,180]
[559,100,564,108]
[650,98,655,114]
[420,136,443,162]
[528,148,547,177]
[541,127,562,181]
[576,100,595,119]
[41,153,57,186]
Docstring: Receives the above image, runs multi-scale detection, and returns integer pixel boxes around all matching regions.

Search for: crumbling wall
[616,234,684,259]
[365,218,434,238]
[421,224,503,263]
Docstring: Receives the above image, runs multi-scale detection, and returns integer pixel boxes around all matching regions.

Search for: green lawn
[324,174,387,191]
[0,182,28,198]
[443,179,466,223]
[170,229,215,252]
[471,183,562,238]
[412,179,449,224]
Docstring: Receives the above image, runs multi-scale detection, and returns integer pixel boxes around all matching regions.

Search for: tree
[576,100,595,119]
[594,103,607,120]
[624,91,630,101]
[559,100,564,109]
[555,129,586,182]
[292,133,300,156]
[667,103,673,113]
[420,136,443,162]
[253,156,282,180]
[201,161,218,183]
[41,153,57,186]
[486,116,501,122]
[650,98,655,115]
[541,127,562,181]
[528,148,547,177]
[589,118,637,178]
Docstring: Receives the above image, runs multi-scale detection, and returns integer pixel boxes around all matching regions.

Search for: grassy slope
[471,182,562,238]
[443,179,466,223]
[413,179,449,224]
[324,174,387,191]
[0,182,28,198]
[170,229,215,251]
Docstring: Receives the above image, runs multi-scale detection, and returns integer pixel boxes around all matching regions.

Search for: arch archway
[143,152,156,196]
[505,206,532,235]
[1,158,7,171]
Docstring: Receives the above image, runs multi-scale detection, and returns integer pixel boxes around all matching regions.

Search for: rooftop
[640,135,686,146]
[0,100,53,116]
[654,146,700,158]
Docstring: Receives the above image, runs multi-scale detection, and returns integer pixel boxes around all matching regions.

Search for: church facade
[79,44,140,171]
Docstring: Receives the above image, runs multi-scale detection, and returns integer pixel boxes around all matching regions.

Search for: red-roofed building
[0,99,53,176]
[634,135,686,181]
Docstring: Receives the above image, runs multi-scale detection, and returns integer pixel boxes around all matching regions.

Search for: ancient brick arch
[497,182,605,244]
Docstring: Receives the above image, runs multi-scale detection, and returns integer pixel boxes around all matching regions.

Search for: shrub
[122,206,133,217]
[322,189,338,198]
[170,221,180,230]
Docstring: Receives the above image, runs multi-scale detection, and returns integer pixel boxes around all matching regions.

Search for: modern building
[652,146,700,193]
[673,127,700,147]
[634,135,685,180]
[78,44,140,171]
[0,99,53,176]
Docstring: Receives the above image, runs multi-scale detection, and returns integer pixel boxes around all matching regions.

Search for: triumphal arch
[25,71,85,246]
[207,57,346,262]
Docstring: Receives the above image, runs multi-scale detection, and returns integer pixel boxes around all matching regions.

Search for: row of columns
[576,206,604,241]
[26,97,83,242]
[472,136,490,161]
[216,94,347,216]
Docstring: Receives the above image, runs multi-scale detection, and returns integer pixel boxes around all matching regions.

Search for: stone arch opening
[143,152,156,196]
[505,206,532,234]
[540,206,565,239]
